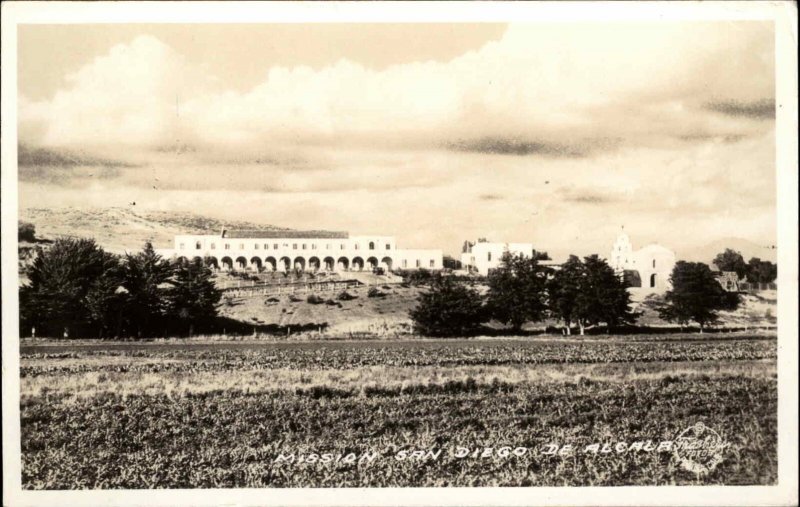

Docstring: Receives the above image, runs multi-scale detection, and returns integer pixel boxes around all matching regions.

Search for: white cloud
[20,23,774,150]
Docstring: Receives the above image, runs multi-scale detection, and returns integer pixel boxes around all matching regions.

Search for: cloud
[19,23,774,153]
[18,144,136,168]
[445,137,587,157]
[705,99,775,119]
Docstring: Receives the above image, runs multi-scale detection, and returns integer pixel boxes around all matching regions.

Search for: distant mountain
[18,207,299,254]
[682,237,778,265]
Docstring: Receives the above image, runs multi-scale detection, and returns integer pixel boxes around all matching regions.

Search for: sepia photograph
[2,2,797,506]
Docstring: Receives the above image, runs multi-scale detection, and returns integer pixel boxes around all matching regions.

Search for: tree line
[410,252,742,336]
[713,248,777,284]
[20,238,221,339]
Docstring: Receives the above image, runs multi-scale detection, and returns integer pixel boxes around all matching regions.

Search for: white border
[2,2,797,506]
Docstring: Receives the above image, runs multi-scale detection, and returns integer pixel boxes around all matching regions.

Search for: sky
[17,23,776,260]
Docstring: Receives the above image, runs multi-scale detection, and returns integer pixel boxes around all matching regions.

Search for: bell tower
[610,226,633,271]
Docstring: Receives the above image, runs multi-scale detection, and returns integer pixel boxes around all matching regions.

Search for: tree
[713,249,747,279]
[548,255,636,335]
[486,252,550,331]
[18,221,36,242]
[20,238,121,337]
[548,255,583,335]
[165,257,222,336]
[746,257,777,284]
[659,261,740,332]
[119,242,173,337]
[574,255,636,335]
[409,277,487,337]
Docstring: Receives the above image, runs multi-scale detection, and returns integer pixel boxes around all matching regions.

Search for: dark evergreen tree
[20,238,121,337]
[166,257,222,336]
[548,255,636,335]
[119,242,173,337]
[409,277,487,337]
[547,255,584,335]
[746,257,777,284]
[486,252,550,331]
[659,261,740,332]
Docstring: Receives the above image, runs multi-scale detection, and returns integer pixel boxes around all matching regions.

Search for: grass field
[19,334,777,488]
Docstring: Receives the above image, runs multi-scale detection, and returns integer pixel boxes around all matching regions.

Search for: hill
[684,237,778,265]
[18,207,297,253]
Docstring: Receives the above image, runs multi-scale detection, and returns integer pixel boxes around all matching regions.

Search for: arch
[279,256,292,272]
[235,256,248,270]
[191,256,203,265]
[205,256,220,270]
[195,241,202,250]
[337,256,350,271]
[352,256,365,271]
[367,256,379,270]
[293,256,306,272]
[176,256,189,266]
[221,256,233,271]
[249,256,263,271]
[323,256,336,271]
[623,269,641,288]
[650,273,657,288]
[308,256,321,272]
[381,256,393,271]
[264,256,277,272]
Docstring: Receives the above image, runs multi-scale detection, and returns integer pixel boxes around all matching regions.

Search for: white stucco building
[609,231,676,293]
[157,228,442,272]
[460,239,540,276]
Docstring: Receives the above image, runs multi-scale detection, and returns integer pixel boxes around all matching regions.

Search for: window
[652,259,656,268]
[650,274,657,288]
[326,244,331,250]
[179,243,185,250]
[340,244,345,250]
[274,244,279,250]
[369,242,375,250]
[429,259,435,268]
[225,244,230,250]
[302,244,306,250]
[402,260,408,268]
[210,243,216,250]
[355,244,360,250]
[416,259,421,268]
[488,252,492,261]
[312,244,316,250]
[195,241,201,250]
[239,244,245,250]
[293,244,297,250]
[386,244,391,250]
[264,244,268,250]
[254,244,259,250]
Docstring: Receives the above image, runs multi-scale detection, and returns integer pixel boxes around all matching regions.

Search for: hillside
[18,207,297,253]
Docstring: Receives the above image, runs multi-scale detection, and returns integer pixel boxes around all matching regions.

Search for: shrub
[306,294,324,305]
[288,294,302,303]
[368,287,385,298]
[409,277,488,337]
[19,221,36,242]
[337,291,357,301]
